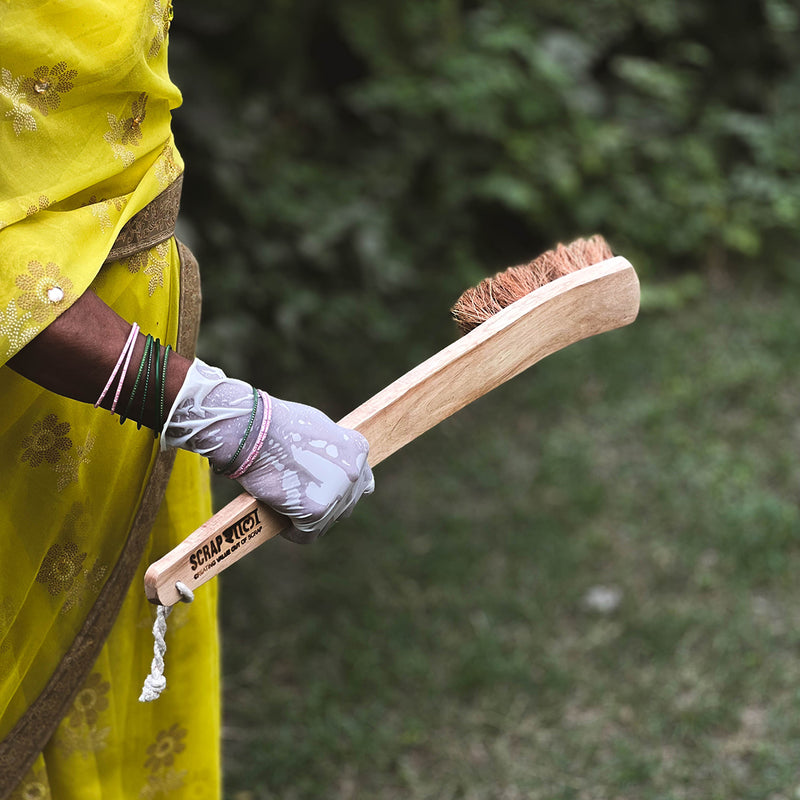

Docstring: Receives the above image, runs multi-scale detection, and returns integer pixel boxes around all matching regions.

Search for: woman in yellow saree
[0,3,373,798]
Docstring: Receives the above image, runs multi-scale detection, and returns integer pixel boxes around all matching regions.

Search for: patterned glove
[163,359,374,542]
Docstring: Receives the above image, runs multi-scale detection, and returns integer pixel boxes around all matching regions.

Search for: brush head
[451,235,615,334]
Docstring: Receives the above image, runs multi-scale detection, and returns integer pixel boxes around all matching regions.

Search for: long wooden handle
[145,256,639,604]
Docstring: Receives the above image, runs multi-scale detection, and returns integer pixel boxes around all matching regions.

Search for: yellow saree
[1,2,220,798]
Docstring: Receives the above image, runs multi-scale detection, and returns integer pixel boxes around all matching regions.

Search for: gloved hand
[163,359,374,543]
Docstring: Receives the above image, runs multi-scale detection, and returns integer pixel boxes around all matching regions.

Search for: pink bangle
[230,390,272,479]
[95,322,139,409]
[110,325,140,413]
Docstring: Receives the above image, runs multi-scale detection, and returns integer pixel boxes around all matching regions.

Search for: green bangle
[155,344,171,437]
[213,387,259,475]
[137,336,157,430]
[120,334,152,425]
[152,338,161,436]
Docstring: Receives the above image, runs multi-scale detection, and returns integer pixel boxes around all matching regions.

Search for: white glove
[163,359,374,542]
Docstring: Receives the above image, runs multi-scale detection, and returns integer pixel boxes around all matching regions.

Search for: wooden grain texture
[145,256,639,605]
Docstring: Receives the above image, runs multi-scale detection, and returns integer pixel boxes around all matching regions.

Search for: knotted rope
[139,581,194,702]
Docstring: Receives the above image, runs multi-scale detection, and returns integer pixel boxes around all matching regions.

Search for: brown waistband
[104,174,184,263]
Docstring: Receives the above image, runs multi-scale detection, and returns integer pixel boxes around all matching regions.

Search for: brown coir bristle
[451,235,614,334]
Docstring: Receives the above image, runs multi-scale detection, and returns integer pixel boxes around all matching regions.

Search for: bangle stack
[212,387,259,475]
[94,324,272,464]
[229,390,271,479]
[95,323,173,436]
[94,322,139,411]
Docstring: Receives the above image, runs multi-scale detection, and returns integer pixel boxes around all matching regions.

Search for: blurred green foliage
[169,0,800,400]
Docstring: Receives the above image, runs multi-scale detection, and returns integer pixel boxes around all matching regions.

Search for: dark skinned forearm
[8,290,191,429]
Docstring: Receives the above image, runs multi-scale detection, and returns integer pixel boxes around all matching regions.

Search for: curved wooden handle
[145,256,640,604]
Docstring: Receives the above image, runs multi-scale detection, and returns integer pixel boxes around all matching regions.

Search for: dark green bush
[170,0,800,402]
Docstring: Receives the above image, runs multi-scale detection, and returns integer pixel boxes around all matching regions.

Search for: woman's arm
[8,288,374,542]
[8,289,190,428]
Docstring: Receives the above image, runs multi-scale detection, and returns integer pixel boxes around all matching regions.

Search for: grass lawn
[217,281,800,799]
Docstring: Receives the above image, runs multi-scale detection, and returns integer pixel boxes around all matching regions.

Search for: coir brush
[145,235,639,605]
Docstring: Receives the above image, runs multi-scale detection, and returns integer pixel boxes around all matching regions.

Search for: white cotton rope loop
[139,581,194,703]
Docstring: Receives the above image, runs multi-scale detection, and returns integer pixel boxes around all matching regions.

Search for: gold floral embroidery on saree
[1,68,37,135]
[88,194,128,231]
[20,414,72,467]
[19,415,96,491]
[52,429,96,492]
[26,196,50,218]
[36,541,88,597]
[149,0,174,58]
[54,671,112,757]
[141,723,189,798]
[1,61,77,136]
[61,555,108,615]
[0,257,72,359]
[15,260,76,322]
[22,63,78,116]
[0,299,39,360]
[104,92,149,166]
[57,502,108,614]
[155,143,181,188]
[145,723,187,771]
[125,240,169,296]
[34,502,108,613]
[9,766,51,800]
[69,672,110,728]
